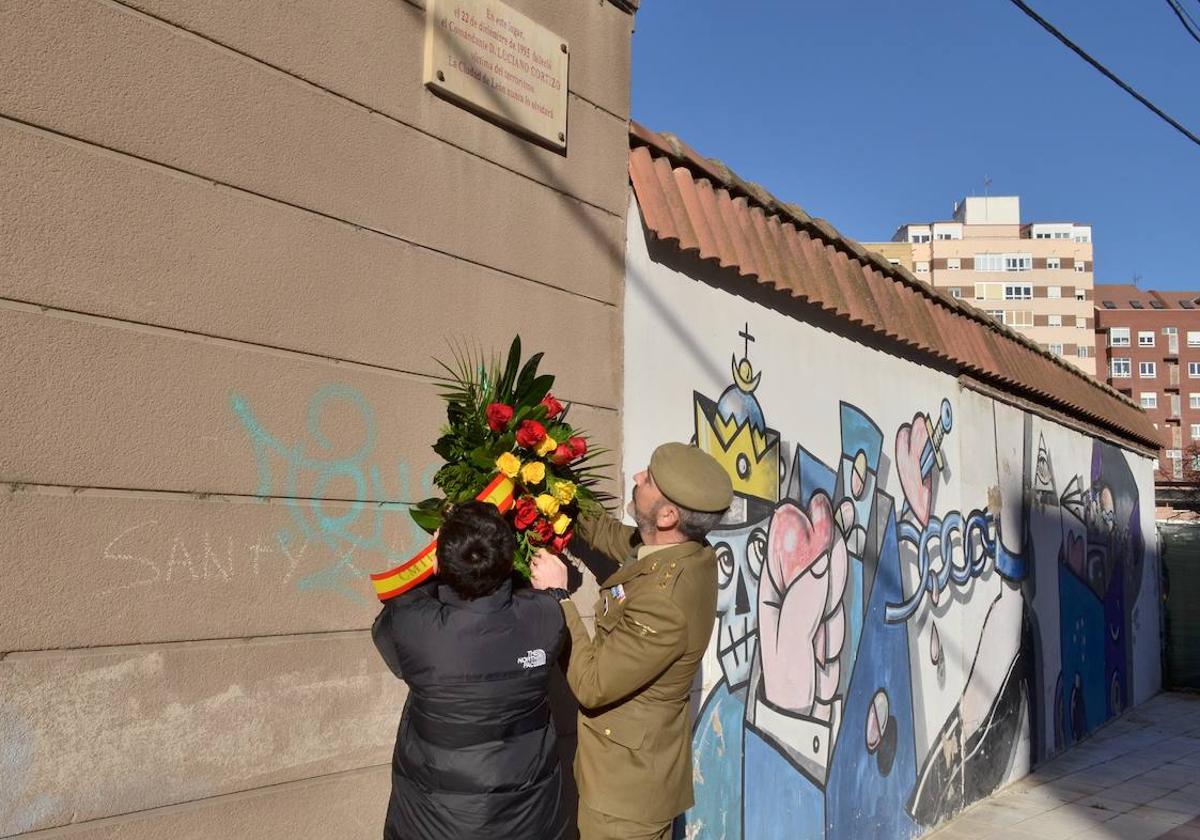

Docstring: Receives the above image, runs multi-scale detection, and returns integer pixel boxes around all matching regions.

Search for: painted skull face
[712,517,768,690]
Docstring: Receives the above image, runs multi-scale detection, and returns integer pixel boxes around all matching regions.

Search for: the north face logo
[517,649,546,669]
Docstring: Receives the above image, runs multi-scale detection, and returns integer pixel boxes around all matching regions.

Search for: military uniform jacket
[562,511,718,823]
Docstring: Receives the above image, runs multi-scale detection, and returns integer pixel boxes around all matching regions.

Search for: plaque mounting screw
[436,70,445,82]
[561,43,568,53]
[558,132,566,142]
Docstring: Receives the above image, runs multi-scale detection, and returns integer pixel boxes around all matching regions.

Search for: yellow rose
[552,512,572,535]
[535,435,558,458]
[495,452,521,479]
[520,460,546,486]
[536,493,560,518]
[552,480,577,505]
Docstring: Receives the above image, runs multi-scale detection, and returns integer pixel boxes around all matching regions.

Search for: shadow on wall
[667,337,1149,840]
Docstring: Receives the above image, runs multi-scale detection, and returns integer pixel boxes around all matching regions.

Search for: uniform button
[670,562,677,569]
[604,728,611,736]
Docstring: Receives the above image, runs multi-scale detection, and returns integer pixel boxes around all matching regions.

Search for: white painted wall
[622,199,1162,838]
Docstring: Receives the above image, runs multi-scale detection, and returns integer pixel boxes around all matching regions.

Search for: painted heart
[766,495,835,593]
[896,415,933,526]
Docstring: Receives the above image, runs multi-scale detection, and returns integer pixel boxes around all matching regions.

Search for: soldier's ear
[657,503,680,531]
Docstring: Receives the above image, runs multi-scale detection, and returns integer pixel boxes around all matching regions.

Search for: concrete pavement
[928,692,1200,840]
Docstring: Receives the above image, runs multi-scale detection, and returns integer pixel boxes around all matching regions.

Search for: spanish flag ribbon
[371,474,516,601]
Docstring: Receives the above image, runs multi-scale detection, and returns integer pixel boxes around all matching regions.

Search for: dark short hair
[436,500,515,599]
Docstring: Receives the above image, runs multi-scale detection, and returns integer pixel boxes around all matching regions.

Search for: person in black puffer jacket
[372,500,569,840]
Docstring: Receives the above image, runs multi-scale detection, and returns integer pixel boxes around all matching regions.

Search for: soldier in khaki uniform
[532,442,733,840]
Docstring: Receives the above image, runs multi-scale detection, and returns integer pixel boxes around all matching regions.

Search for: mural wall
[623,210,1161,838]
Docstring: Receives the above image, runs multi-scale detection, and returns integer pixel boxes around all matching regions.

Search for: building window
[1140,361,1157,378]
[1189,362,1200,378]
[986,309,1005,322]
[1188,331,1200,347]
[1176,459,1185,479]
[1139,331,1156,347]
[1005,310,1033,327]
[1075,263,1086,273]
[1048,343,1064,356]
[948,287,963,299]
[947,258,960,270]
[975,282,1003,300]
[1075,290,1086,301]
[910,232,930,243]
[1111,358,1131,378]
[1078,346,1093,358]
[1004,284,1033,300]
[915,261,929,273]
[1047,258,1061,270]
[1190,393,1200,409]
[1192,424,1200,440]
[974,253,1031,273]
[1076,316,1088,329]
[1140,392,1158,409]
[1164,326,1179,336]
[1048,314,1063,327]
[1168,449,1183,460]
[1152,458,1160,472]
[1193,455,1200,471]
[1109,327,1130,347]
[1073,231,1091,243]
[1048,285,1061,298]
[936,233,954,240]
[976,254,1005,272]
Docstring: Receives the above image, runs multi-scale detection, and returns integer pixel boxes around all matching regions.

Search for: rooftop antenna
[983,175,992,197]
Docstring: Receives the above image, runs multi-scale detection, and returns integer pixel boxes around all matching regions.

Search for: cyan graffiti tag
[230,384,434,603]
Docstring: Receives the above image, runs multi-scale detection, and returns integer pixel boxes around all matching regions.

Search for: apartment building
[1095,284,1200,485]
[869,196,1097,374]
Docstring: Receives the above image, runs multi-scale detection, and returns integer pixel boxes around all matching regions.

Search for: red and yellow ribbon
[371,474,516,601]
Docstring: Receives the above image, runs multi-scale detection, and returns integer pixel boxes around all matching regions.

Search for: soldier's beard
[630,491,665,542]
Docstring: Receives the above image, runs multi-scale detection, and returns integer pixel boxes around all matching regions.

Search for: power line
[1165,0,1200,46]
[1006,0,1200,149]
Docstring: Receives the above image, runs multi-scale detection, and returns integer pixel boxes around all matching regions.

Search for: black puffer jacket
[372,579,568,840]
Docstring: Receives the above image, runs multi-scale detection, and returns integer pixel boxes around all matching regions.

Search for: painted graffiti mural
[669,328,1155,839]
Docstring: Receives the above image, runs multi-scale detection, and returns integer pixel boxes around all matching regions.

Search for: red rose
[540,394,564,419]
[486,403,514,433]
[551,530,573,553]
[512,497,538,530]
[531,518,554,543]
[567,436,588,459]
[515,420,547,449]
[549,443,573,466]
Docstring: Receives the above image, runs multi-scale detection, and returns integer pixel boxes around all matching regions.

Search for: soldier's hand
[530,549,569,591]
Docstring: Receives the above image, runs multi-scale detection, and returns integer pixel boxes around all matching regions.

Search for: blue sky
[631,1,1200,291]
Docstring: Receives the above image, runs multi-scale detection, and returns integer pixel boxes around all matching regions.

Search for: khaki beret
[649,442,734,513]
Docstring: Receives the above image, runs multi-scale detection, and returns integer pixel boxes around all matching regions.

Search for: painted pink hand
[758,494,849,719]
[896,415,934,526]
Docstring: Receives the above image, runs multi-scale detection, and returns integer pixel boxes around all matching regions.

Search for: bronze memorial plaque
[424,0,569,150]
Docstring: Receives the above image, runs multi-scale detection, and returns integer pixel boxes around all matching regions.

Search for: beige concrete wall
[0,0,634,835]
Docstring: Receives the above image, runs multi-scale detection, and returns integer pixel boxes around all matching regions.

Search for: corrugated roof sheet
[628,122,1159,453]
